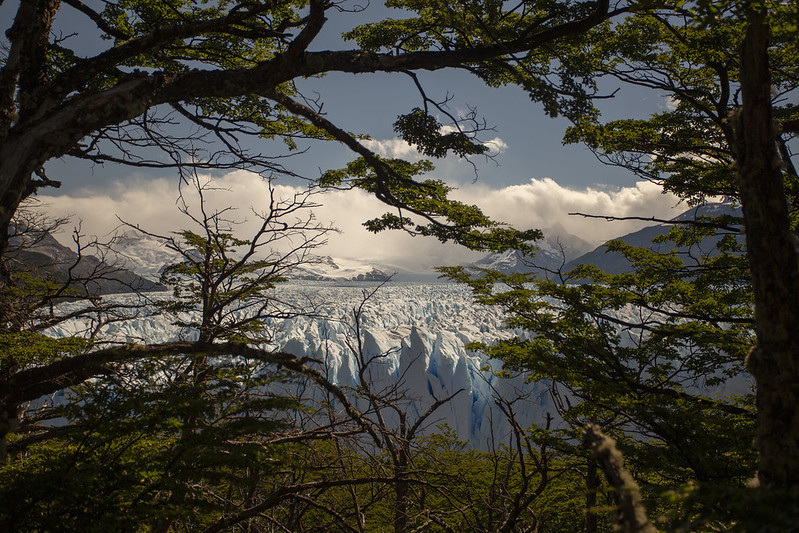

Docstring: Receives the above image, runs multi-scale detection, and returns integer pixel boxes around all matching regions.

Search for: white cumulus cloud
[362,137,425,161]
[37,172,687,273]
[363,132,509,161]
[451,177,686,243]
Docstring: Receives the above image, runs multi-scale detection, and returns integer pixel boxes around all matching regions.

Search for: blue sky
[31,0,658,192]
[4,0,689,270]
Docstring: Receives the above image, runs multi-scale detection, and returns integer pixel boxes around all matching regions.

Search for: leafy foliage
[0,331,89,371]
[321,155,542,253]
[561,3,799,207]
[0,354,297,531]
[393,108,488,158]
[441,212,758,523]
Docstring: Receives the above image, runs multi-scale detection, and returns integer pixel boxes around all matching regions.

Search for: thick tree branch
[0,0,618,247]
[49,1,288,105]
[13,0,617,168]
[583,423,656,533]
[61,0,130,40]
[568,211,742,232]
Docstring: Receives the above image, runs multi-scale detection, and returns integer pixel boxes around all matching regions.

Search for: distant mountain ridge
[472,222,599,276]
[8,227,392,294]
[6,226,163,295]
[289,256,391,282]
[111,230,392,283]
[562,203,743,274]
[473,203,743,276]
[10,203,742,291]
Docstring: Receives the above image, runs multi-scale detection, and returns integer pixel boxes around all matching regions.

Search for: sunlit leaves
[394,108,488,158]
[0,331,89,370]
[158,228,283,343]
[320,155,540,252]
[560,4,799,205]
[444,218,756,491]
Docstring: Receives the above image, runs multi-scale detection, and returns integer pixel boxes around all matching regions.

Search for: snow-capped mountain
[289,256,391,282]
[112,229,250,281]
[112,230,184,281]
[471,223,594,275]
[112,230,391,283]
[6,225,162,294]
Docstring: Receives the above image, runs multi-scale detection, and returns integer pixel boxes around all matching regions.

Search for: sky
[37,170,682,274]
[6,0,691,272]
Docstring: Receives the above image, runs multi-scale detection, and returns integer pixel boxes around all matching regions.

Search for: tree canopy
[2,0,799,531]
[0,0,623,256]
[445,0,799,525]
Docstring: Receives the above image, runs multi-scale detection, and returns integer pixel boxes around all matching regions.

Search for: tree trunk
[737,5,799,488]
[0,402,20,462]
[394,449,410,533]
[585,458,599,533]
[0,143,38,256]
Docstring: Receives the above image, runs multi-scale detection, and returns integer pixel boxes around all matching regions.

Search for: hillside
[6,226,163,295]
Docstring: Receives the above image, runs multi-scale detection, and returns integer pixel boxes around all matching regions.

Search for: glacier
[46,281,560,448]
[44,280,751,448]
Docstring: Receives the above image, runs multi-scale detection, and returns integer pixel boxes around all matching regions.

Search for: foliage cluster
[1,0,798,531]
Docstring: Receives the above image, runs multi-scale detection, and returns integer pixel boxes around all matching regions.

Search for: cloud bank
[454,177,684,244]
[37,171,685,273]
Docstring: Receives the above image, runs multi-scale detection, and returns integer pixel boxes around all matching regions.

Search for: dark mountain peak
[673,203,742,221]
[470,203,742,277]
[564,202,744,275]
[5,225,164,295]
[471,223,591,275]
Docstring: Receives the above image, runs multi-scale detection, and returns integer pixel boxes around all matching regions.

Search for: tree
[0,0,628,463]
[442,0,799,524]
[443,220,758,523]
[0,173,378,531]
[733,1,799,489]
[137,172,334,345]
[0,2,641,528]
[0,0,621,256]
[559,0,799,489]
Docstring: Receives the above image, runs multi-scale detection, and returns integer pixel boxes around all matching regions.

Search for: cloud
[363,132,509,161]
[483,137,508,154]
[663,95,680,111]
[37,172,687,273]
[362,137,425,161]
[36,171,479,272]
[452,178,685,244]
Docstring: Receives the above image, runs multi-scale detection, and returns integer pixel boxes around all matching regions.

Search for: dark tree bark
[0,0,616,255]
[736,5,799,488]
[585,458,599,533]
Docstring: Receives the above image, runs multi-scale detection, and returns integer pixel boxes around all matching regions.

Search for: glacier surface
[47,282,559,447]
[46,280,751,448]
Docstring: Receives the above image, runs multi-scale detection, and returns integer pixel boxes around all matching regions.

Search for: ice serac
[48,282,559,447]
[258,283,557,446]
[49,281,748,448]
[48,282,555,447]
